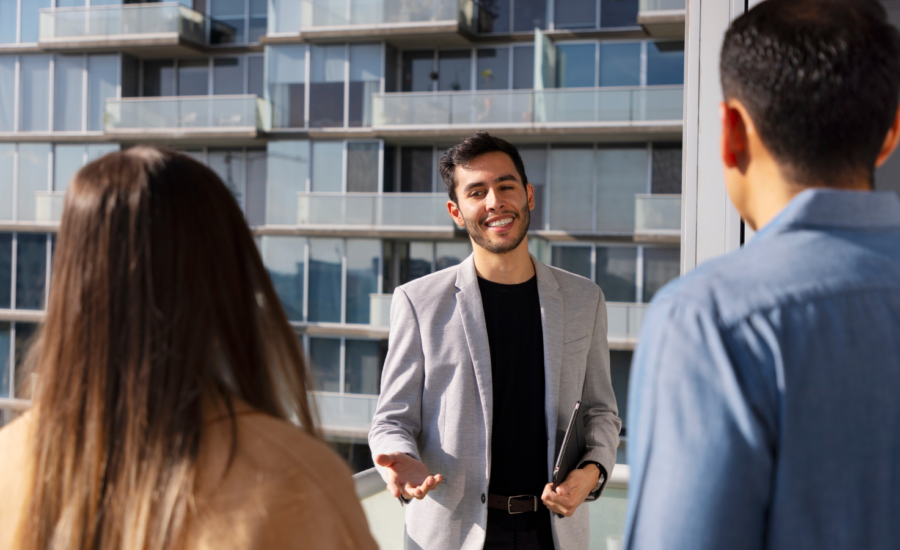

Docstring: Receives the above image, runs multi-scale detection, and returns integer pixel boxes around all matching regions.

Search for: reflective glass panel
[246,148,267,225]
[55,56,84,132]
[310,45,345,128]
[347,142,379,193]
[551,246,591,279]
[519,146,546,229]
[556,0,596,29]
[21,0,51,43]
[208,149,245,208]
[346,239,379,325]
[549,147,593,231]
[0,57,14,131]
[401,51,434,92]
[262,235,305,321]
[0,145,13,220]
[478,0,510,33]
[0,233,10,308]
[438,50,471,92]
[268,45,306,128]
[88,55,117,132]
[345,339,385,394]
[178,60,209,96]
[16,233,47,310]
[596,246,637,302]
[652,143,682,194]
[18,143,50,222]
[143,60,176,97]
[643,247,680,302]
[435,241,471,270]
[20,55,51,132]
[0,322,9,397]
[266,140,309,224]
[400,147,433,193]
[647,41,685,86]
[248,56,265,98]
[0,0,16,44]
[600,0,638,28]
[54,144,84,193]
[513,0,547,31]
[349,44,381,128]
[309,337,341,392]
[311,141,343,192]
[596,147,648,232]
[598,42,641,87]
[477,48,510,90]
[408,241,434,283]
[214,58,244,95]
[308,238,342,323]
[512,45,535,90]
[556,44,595,88]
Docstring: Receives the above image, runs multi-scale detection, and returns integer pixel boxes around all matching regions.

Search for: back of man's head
[721,0,900,188]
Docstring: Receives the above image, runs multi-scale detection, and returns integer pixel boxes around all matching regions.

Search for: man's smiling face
[448,151,535,255]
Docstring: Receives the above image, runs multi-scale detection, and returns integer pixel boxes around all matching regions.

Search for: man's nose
[485,188,505,211]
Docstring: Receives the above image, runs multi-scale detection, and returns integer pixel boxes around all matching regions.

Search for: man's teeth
[487,218,513,228]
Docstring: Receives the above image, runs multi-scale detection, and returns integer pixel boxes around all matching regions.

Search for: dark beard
[460,202,531,255]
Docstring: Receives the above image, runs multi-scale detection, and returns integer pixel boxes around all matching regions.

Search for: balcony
[295,193,454,237]
[355,464,630,549]
[35,192,65,224]
[638,0,686,38]
[313,391,379,439]
[38,3,207,55]
[370,87,684,139]
[635,194,681,243]
[104,96,269,140]
[607,303,646,350]
[266,0,476,46]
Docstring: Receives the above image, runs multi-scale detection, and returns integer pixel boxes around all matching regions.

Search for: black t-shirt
[478,275,549,497]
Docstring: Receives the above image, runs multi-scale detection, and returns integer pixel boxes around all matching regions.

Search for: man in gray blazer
[369,131,621,550]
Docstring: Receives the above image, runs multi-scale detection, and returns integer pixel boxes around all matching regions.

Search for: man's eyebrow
[494,174,520,183]
[462,181,486,193]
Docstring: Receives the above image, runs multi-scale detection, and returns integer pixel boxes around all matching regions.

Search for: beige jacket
[0,405,378,550]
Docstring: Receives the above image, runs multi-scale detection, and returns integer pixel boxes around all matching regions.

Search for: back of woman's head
[17,146,317,550]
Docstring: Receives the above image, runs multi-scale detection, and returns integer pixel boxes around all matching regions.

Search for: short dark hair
[720,0,900,187]
[439,131,529,202]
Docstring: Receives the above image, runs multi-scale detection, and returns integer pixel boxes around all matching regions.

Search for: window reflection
[643,247,680,302]
[16,234,47,311]
[345,339,387,394]
[596,246,637,302]
[310,337,341,392]
[346,239,380,325]
[263,236,306,321]
[308,238,342,323]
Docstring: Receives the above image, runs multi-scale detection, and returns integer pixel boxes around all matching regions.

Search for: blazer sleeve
[579,288,622,499]
[368,287,426,480]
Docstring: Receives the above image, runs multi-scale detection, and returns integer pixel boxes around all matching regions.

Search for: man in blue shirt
[624,1,900,549]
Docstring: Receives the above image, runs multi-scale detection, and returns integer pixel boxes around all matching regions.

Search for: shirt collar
[753,188,900,240]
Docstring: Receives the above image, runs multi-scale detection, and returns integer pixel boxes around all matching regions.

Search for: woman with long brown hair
[0,147,378,550]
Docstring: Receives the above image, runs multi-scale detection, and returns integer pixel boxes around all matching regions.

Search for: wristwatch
[582,461,605,493]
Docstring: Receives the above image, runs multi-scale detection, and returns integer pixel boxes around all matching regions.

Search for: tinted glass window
[596,147,648,232]
[643,247,680,302]
[551,246,591,279]
[345,339,386,394]
[346,239,380,324]
[477,48,510,90]
[55,56,84,132]
[0,0,16,44]
[311,141,343,193]
[402,51,435,92]
[549,147,593,231]
[20,55,51,132]
[268,45,306,128]
[556,0,596,29]
[556,44,595,88]
[438,50,471,92]
[214,58,244,95]
[347,142,379,193]
[54,144,84,193]
[308,238,342,323]
[349,44,381,128]
[478,0,511,33]
[87,55,117,132]
[514,0,547,31]
[647,41,685,86]
[596,246,637,302]
[512,46,535,90]
[0,322,9,397]
[652,143,682,194]
[266,140,309,224]
[309,338,341,392]
[0,145,13,220]
[18,143,50,222]
[599,42,641,87]
[262,236,305,321]
[21,0,51,43]
[16,233,47,310]
[0,233,10,308]
[178,60,209,96]
[310,45,346,127]
[600,0,638,28]
[400,147,433,193]
[143,60,176,97]
[0,57,14,131]
[435,241,472,270]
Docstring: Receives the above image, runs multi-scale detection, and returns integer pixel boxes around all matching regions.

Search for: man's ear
[526,183,535,212]
[875,106,900,168]
[447,200,465,227]
[720,100,748,169]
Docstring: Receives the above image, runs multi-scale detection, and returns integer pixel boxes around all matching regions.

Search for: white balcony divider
[35,192,66,223]
[39,3,206,43]
[296,193,452,228]
[295,0,472,29]
[635,194,682,236]
[369,294,392,327]
[313,391,379,435]
[105,95,267,134]
[371,86,683,128]
[639,0,686,10]
[606,303,647,342]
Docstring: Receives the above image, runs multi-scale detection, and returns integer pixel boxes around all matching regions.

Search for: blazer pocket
[563,335,590,355]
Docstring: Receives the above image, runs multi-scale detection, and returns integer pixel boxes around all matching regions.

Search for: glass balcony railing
[105,96,269,135]
[35,192,65,223]
[39,3,206,44]
[297,193,452,228]
[289,0,474,31]
[313,391,379,436]
[607,303,646,342]
[639,0,686,11]
[369,294,392,327]
[371,86,684,128]
[635,194,682,236]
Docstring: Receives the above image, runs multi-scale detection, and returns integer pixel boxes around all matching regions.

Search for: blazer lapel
[533,256,563,476]
[455,255,494,461]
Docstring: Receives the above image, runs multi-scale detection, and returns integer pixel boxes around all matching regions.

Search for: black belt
[487,494,544,514]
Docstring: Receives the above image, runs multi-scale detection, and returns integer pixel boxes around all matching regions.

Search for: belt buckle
[508,494,537,515]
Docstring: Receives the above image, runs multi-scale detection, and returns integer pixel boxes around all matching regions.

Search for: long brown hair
[16,147,319,550]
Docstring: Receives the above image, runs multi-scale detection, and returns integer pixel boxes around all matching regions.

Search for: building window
[55,56,84,132]
[308,238,343,323]
[643,247,680,302]
[596,246,638,302]
[347,142,380,193]
[652,143,683,194]
[596,146,649,233]
[262,236,306,322]
[514,0,548,32]
[0,322,9,398]
[556,44,596,88]
[345,240,380,325]
[599,42,641,87]
[310,337,341,392]
[349,44,381,128]
[477,48,511,91]
[402,50,436,92]
[438,50,471,92]
[549,146,594,232]
[647,41,685,86]
[601,0,639,28]
[345,339,387,395]
[266,140,309,224]
[512,45,535,90]
[556,0,597,30]
[478,0,511,33]
[552,245,592,279]
[0,234,11,309]
[17,143,51,222]
[310,45,346,128]
[16,233,47,311]
[213,58,245,95]
[519,146,547,230]
[20,55,51,132]
[267,45,307,128]
[400,147,435,193]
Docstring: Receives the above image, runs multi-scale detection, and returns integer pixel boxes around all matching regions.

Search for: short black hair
[439,131,529,202]
[720,0,900,187]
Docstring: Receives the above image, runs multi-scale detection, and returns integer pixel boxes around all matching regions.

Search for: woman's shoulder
[0,414,34,548]
[190,408,377,550]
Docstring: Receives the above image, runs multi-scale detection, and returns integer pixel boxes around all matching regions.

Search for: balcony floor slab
[38,34,208,57]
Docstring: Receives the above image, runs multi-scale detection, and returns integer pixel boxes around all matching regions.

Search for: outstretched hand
[374,452,443,500]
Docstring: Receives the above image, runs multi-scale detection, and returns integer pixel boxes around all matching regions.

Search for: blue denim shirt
[624,189,900,550]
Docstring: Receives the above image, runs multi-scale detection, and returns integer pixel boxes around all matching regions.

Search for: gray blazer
[369,254,621,550]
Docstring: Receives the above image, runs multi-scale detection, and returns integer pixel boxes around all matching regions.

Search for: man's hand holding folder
[542,464,601,517]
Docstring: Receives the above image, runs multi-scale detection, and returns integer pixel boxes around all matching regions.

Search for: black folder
[552,400,585,489]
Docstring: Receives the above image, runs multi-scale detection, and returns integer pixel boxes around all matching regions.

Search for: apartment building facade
[0,0,687,471]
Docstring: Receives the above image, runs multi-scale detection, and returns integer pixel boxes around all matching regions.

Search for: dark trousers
[483,507,555,550]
